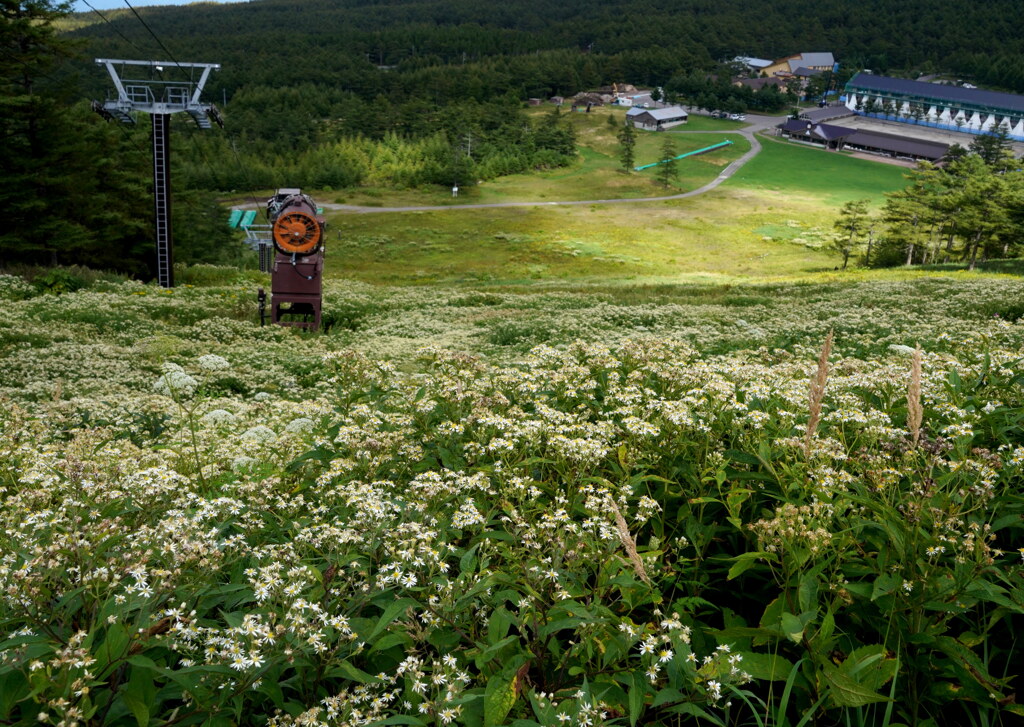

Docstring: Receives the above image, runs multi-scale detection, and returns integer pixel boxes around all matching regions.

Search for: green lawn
[462,131,748,204]
[728,134,910,204]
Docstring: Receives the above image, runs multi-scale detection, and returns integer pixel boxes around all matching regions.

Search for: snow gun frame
[255,189,326,331]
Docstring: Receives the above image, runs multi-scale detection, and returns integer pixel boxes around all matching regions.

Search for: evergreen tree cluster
[6,0,1024,274]
[65,0,1024,162]
[1,2,150,271]
[834,136,1024,269]
[666,72,796,114]
[178,107,576,191]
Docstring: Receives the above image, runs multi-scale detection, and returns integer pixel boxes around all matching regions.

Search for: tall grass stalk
[608,497,652,585]
[804,329,833,458]
[907,345,923,447]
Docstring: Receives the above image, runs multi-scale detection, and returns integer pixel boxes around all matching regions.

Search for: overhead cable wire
[80,0,149,57]
[121,0,188,73]
[118,0,268,224]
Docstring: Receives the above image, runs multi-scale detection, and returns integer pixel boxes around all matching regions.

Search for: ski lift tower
[94,58,222,288]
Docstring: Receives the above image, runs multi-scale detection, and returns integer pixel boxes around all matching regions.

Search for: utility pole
[94,58,221,288]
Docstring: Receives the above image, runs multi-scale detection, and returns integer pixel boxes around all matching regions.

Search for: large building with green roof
[844,73,1024,141]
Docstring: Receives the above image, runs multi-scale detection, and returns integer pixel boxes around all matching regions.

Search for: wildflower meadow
[1,269,1023,727]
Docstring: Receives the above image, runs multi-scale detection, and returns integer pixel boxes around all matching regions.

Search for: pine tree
[969,124,1014,171]
[617,121,636,172]
[655,135,678,187]
[830,199,871,269]
[0,1,152,272]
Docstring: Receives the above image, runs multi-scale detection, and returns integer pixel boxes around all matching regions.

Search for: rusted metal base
[270,252,323,331]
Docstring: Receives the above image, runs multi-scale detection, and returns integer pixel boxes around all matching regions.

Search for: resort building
[777,119,949,162]
[626,106,689,131]
[844,73,1024,141]
[760,52,835,78]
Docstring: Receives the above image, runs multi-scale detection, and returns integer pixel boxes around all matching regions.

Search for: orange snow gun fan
[269,190,324,256]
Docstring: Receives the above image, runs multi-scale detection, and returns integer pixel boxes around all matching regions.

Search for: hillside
[68,0,1024,96]
[2,269,1024,725]
[3,1,1024,725]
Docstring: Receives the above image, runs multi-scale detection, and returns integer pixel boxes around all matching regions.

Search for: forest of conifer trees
[3,0,1024,272]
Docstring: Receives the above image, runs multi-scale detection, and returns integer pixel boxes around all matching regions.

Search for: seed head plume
[804,329,834,459]
[907,344,923,447]
[608,497,651,585]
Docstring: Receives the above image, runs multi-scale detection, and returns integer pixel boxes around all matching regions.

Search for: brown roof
[733,77,789,91]
[843,130,948,159]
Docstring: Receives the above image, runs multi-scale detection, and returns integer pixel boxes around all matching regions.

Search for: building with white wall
[844,73,1024,141]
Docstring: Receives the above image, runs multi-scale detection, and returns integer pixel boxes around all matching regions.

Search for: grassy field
[728,134,910,204]
[228,108,920,290]
[323,106,750,208]
[323,191,840,284]
[282,109,922,285]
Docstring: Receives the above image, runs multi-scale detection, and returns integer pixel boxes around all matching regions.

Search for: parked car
[729,113,746,121]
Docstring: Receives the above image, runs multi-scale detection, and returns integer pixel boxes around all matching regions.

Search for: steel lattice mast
[94,59,221,288]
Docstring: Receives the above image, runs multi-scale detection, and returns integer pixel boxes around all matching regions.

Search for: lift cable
[117,0,269,225]
[79,0,149,58]
[121,0,189,73]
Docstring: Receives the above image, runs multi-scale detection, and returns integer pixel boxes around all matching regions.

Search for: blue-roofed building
[844,72,1024,140]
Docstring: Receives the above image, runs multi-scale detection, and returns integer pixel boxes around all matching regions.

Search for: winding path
[235,113,785,214]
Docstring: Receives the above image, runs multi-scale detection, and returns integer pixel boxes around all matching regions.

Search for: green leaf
[725,450,761,467]
[871,573,901,601]
[781,612,805,643]
[367,597,418,641]
[726,488,753,520]
[0,671,30,720]
[477,635,519,663]
[844,582,872,600]
[665,702,726,725]
[428,627,461,651]
[837,644,896,692]
[122,663,157,727]
[823,668,892,708]
[334,660,379,684]
[935,636,1004,699]
[460,543,481,574]
[759,595,785,631]
[484,673,518,727]
[737,652,795,681]
[488,607,515,645]
[96,624,130,672]
[727,551,775,580]
[798,572,819,613]
[628,672,645,727]
[369,631,411,654]
[816,608,836,646]
[651,688,686,707]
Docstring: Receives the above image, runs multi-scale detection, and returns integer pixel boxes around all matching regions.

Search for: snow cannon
[268,190,325,256]
[264,189,325,330]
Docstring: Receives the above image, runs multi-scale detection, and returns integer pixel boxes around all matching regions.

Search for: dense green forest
[68,0,1024,97]
[4,0,1024,273]
[65,0,1024,154]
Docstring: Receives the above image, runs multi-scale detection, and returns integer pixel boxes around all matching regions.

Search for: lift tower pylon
[95,59,221,288]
